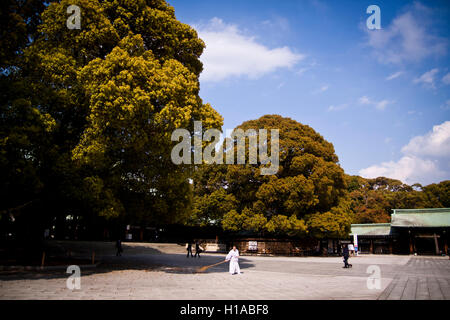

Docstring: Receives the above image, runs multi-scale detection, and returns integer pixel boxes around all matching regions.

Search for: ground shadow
[0,252,255,281]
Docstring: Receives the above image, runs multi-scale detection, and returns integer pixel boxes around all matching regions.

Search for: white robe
[226,249,241,274]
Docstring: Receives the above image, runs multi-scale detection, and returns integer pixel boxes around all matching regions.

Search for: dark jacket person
[187,241,193,258]
[194,242,202,258]
[116,240,123,256]
[342,246,350,268]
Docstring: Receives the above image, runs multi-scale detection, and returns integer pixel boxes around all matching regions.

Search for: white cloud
[296,68,309,76]
[359,121,450,185]
[359,96,371,105]
[407,110,423,116]
[312,85,329,94]
[386,71,403,80]
[443,72,450,85]
[261,16,290,32]
[401,121,450,157]
[360,156,443,185]
[296,60,319,76]
[441,99,450,110]
[196,18,304,82]
[375,100,391,111]
[365,3,447,64]
[414,68,439,87]
[327,104,348,112]
[358,96,393,110]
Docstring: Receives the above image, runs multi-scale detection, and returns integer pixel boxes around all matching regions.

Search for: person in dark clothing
[194,242,202,258]
[342,245,352,268]
[186,241,193,258]
[115,239,123,256]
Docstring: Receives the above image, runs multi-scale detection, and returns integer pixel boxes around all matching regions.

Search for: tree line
[190,115,449,238]
[346,176,449,224]
[1,0,448,241]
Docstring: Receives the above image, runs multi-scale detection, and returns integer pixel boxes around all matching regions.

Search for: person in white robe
[225,246,241,275]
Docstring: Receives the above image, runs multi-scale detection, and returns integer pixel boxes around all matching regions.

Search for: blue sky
[168,0,450,185]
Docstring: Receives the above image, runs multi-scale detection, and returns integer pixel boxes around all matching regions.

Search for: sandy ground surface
[0,242,449,300]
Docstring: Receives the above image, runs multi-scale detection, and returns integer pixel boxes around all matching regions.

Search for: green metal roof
[350,209,450,236]
[391,208,450,227]
[392,208,450,215]
[350,223,392,236]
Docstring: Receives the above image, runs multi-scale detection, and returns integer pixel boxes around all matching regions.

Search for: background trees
[347,176,448,224]
[191,115,449,237]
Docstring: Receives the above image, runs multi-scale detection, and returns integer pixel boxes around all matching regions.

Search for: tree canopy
[191,116,450,237]
[1,1,448,241]
[192,115,351,238]
[347,176,448,224]
[0,0,222,237]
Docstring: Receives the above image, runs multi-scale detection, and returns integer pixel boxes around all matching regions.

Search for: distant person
[226,245,241,275]
[115,239,123,256]
[348,243,355,256]
[342,245,352,268]
[194,242,203,258]
[186,241,193,258]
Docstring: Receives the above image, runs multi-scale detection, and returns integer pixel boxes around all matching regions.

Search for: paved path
[378,256,450,300]
[0,243,448,300]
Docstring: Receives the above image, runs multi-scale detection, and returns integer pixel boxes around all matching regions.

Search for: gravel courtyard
[0,242,449,300]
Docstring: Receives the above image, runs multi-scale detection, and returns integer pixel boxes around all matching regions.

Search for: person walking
[194,241,203,258]
[342,245,352,268]
[115,239,123,256]
[225,245,241,275]
[186,241,193,258]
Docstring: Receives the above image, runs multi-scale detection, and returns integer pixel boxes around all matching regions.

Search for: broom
[197,260,228,273]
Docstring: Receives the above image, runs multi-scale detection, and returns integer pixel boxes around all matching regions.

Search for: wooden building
[351,208,450,255]
[350,223,392,254]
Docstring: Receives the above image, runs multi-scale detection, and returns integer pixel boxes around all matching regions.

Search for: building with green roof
[350,208,450,255]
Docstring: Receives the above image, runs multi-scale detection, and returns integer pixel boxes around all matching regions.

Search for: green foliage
[265,214,307,236]
[287,214,308,236]
[306,198,353,238]
[306,210,351,239]
[242,208,268,233]
[221,210,246,232]
[221,208,307,235]
[191,189,238,226]
[423,181,450,208]
[2,0,448,239]
[196,115,349,237]
[0,0,46,68]
[347,175,448,224]
[0,0,222,229]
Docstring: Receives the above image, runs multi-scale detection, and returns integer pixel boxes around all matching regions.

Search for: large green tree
[192,115,350,237]
[0,0,223,237]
